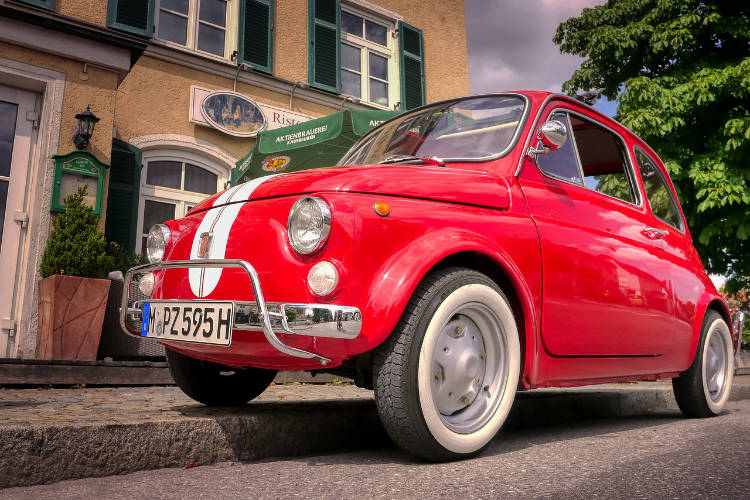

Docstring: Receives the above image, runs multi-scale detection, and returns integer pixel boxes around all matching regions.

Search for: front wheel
[166,348,277,406]
[374,268,521,461]
[672,310,734,417]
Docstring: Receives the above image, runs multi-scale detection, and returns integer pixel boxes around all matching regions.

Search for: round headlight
[146,224,170,263]
[287,197,331,255]
[138,272,155,297]
[307,261,339,296]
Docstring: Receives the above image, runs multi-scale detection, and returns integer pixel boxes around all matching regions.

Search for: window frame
[339,4,398,109]
[632,146,686,233]
[154,0,238,62]
[535,107,643,208]
[136,149,229,253]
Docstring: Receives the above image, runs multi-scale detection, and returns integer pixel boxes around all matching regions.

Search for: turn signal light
[373,201,390,217]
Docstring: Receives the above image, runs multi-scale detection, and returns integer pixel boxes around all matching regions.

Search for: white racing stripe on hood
[189,175,278,297]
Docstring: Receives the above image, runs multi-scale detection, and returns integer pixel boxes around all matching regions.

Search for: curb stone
[1,379,748,489]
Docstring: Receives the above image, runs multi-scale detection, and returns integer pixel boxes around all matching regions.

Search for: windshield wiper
[377,154,445,167]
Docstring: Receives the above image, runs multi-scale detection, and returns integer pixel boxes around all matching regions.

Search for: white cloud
[465,0,604,94]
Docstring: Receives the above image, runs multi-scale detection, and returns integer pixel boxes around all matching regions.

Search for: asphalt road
[4,400,750,499]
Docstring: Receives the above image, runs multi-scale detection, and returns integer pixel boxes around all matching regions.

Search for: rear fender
[361,228,539,366]
[688,293,733,365]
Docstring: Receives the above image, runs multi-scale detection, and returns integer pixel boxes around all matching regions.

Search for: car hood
[191,165,511,214]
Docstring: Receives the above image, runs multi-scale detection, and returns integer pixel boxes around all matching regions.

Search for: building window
[137,150,228,252]
[340,8,395,108]
[156,0,234,59]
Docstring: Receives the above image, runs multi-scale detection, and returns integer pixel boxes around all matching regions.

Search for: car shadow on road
[169,388,690,466]
[172,398,392,462]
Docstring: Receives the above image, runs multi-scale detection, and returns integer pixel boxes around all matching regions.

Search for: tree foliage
[554,0,750,292]
[39,186,114,279]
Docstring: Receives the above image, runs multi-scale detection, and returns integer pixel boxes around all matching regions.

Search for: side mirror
[527,119,568,159]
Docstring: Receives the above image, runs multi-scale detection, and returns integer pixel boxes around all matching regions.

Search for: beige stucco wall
[114,55,339,160]
[0,43,118,163]
[57,0,108,27]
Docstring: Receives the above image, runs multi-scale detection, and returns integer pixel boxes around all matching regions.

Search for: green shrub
[39,186,114,279]
[106,241,148,274]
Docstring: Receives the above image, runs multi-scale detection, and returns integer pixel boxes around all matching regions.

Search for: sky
[464,0,617,116]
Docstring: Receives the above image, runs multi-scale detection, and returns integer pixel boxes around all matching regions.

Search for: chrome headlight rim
[287,196,332,255]
[146,224,171,263]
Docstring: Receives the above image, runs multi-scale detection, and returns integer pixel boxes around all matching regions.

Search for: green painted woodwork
[307,0,341,93]
[398,21,425,110]
[106,0,155,37]
[51,150,109,217]
[238,0,275,74]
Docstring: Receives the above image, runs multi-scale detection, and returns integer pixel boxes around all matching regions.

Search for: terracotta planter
[37,275,111,361]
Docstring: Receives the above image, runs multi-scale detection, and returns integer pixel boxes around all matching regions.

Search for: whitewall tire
[374,267,520,460]
[673,311,734,417]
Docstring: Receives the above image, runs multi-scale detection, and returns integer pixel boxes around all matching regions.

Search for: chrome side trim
[119,259,363,365]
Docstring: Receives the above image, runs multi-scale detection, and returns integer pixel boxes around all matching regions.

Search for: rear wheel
[672,310,734,417]
[374,268,520,461]
[166,348,277,406]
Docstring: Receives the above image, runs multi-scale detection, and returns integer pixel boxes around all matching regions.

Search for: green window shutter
[17,0,55,10]
[238,0,275,74]
[307,0,341,93]
[106,0,154,37]
[398,21,425,110]
[105,139,142,253]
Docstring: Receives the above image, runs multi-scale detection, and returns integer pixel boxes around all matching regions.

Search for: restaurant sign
[190,86,311,136]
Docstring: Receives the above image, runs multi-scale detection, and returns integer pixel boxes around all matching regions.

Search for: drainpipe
[289,81,307,111]
[233,63,250,92]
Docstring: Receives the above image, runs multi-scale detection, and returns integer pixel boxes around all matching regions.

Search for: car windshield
[338,95,526,165]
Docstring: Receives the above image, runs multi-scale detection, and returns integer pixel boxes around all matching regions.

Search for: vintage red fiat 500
[121,91,741,461]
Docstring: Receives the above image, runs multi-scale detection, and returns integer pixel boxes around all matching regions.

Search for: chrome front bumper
[120,259,363,365]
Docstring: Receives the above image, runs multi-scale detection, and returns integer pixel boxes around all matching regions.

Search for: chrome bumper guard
[120,259,363,366]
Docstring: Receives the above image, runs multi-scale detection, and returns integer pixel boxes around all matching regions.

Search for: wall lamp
[73,105,100,150]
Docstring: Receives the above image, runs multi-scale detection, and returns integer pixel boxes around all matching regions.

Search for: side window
[536,112,583,185]
[570,115,638,204]
[635,149,683,230]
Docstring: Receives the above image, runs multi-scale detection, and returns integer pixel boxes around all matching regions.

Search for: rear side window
[569,115,638,204]
[536,112,583,184]
[635,149,683,231]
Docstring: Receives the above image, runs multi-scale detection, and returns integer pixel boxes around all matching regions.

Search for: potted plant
[37,186,114,360]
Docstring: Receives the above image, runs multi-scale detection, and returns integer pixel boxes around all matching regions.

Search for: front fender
[359,225,541,370]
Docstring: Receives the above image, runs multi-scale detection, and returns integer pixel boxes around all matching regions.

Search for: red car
[121,91,740,461]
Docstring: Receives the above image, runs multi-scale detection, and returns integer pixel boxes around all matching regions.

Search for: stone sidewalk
[1,377,749,489]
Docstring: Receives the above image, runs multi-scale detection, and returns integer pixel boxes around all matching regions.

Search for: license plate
[141,302,234,346]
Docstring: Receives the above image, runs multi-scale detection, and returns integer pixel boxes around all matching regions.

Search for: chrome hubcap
[706,328,728,402]
[429,302,507,434]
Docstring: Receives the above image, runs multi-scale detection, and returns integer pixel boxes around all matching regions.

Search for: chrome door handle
[641,227,668,240]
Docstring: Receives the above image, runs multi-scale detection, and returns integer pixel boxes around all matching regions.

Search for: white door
[0,84,37,356]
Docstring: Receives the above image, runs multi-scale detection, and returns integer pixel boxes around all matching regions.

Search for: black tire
[166,348,277,406]
[373,267,520,461]
[672,310,734,417]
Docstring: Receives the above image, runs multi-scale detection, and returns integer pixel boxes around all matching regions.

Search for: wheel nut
[455,326,465,337]
[480,352,487,360]
[462,396,471,404]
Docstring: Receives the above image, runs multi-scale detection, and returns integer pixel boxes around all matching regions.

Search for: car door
[518,104,675,356]
[633,147,696,353]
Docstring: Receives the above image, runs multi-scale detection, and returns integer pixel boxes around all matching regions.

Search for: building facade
[0,0,469,359]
